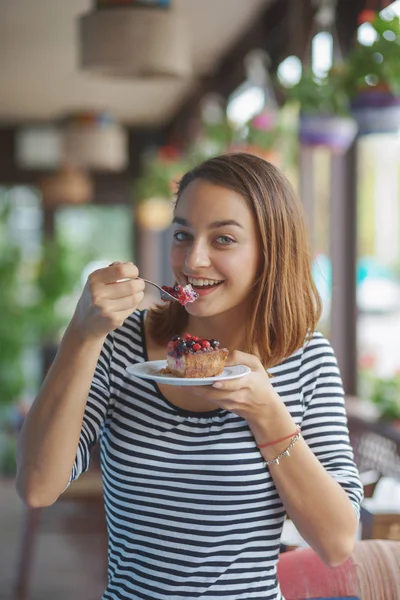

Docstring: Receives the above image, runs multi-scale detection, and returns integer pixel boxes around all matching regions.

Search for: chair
[277,539,400,600]
[13,469,107,600]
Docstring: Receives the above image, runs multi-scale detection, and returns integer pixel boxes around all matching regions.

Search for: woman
[17,153,363,600]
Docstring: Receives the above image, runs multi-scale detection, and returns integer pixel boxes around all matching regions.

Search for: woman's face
[170,179,261,318]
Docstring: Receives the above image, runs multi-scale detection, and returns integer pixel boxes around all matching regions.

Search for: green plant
[133,147,191,204]
[285,66,351,116]
[28,237,92,344]
[345,11,400,97]
[0,204,25,406]
[370,373,400,421]
[0,434,17,477]
[283,11,400,115]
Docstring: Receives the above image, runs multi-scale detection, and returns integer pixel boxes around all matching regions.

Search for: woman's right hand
[70,262,145,342]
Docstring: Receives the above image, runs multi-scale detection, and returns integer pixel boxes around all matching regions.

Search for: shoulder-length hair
[147,152,321,368]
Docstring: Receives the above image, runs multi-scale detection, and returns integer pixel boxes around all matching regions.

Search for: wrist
[64,319,107,351]
[247,392,297,448]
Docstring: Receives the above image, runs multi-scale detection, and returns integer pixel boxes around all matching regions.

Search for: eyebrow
[172,217,244,229]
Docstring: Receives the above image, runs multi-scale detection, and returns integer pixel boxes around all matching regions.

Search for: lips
[189,281,224,296]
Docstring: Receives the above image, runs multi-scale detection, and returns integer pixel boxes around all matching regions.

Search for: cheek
[169,246,183,270]
[222,250,259,280]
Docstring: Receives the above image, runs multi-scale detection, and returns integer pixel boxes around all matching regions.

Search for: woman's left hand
[186,350,283,427]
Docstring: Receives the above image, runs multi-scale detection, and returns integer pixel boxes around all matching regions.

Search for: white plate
[126,360,251,386]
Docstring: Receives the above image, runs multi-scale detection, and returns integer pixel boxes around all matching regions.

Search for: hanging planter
[299,113,358,153]
[350,88,400,135]
[282,66,358,154]
[345,9,400,135]
[280,8,400,145]
[132,145,190,231]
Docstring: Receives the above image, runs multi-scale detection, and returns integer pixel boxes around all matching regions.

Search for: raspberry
[201,340,211,349]
[192,343,201,352]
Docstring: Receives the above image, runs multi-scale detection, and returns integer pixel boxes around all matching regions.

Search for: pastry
[164,333,229,378]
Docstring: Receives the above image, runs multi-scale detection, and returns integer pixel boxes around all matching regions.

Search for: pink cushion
[277,540,400,600]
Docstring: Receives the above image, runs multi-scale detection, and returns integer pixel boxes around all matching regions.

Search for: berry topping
[160,284,199,305]
[170,333,222,355]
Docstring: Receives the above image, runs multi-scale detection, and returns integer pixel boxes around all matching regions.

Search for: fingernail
[213,382,223,388]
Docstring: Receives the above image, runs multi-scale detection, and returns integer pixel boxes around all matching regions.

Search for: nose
[184,239,211,270]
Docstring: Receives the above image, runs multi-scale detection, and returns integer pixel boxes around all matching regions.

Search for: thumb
[225,350,262,371]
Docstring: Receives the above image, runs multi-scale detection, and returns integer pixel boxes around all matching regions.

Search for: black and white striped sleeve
[69,332,114,483]
[300,333,364,518]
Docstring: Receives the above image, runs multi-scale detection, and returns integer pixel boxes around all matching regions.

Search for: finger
[91,262,139,285]
[96,293,144,316]
[225,350,262,371]
[185,385,238,402]
[101,278,146,300]
[101,305,142,331]
[212,376,250,391]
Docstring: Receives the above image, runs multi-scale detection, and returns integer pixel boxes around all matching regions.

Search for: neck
[186,308,248,351]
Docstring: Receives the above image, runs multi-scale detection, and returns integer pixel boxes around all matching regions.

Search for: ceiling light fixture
[79,0,192,78]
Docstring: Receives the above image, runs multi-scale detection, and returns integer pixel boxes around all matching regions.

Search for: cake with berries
[161,284,199,306]
[164,333,229,378]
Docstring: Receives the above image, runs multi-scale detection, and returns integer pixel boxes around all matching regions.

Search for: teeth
[188,277,222,287]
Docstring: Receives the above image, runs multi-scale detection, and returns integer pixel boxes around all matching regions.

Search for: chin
[185,301,238,319]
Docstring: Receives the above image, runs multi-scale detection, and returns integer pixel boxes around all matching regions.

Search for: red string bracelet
[257,425,301,449]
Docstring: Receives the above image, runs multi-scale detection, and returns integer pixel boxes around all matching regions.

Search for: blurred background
[1,0,400,598]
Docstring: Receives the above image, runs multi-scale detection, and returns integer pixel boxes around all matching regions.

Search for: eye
[215,235,235,245]
[173,230,191,242]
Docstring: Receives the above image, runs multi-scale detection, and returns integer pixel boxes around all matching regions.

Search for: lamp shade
[62,113,128,171]
[135,197,173,231]
[39,167,93,207]
[79,7,192,78]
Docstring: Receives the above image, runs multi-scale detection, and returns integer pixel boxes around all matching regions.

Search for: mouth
[184,276,224,294]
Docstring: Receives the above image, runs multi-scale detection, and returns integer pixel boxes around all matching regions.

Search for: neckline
[139,310,224,418]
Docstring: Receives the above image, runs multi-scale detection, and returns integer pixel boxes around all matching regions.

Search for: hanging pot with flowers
[133,145,190,232]
[345,8,400,135]
[282,65,359,154]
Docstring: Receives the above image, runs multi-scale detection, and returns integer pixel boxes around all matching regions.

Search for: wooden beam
[336,0,366,56]
[330,145,358,395]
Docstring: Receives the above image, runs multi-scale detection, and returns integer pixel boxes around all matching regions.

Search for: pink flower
[358,353,377,370]
[251,110,276,131]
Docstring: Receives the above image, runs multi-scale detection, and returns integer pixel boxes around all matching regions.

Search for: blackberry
[177,340,187,353]
[171,335,181,342]
[210,339,219,348]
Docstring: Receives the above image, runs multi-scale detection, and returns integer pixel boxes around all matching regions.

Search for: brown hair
[147,153,321,368]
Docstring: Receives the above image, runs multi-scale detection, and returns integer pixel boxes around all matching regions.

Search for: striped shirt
[70,309,363,600]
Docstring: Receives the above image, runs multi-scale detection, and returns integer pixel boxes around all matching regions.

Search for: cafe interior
[0,0,400,598]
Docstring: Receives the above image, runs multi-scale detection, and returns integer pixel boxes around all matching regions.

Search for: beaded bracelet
[263,429,302,467]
